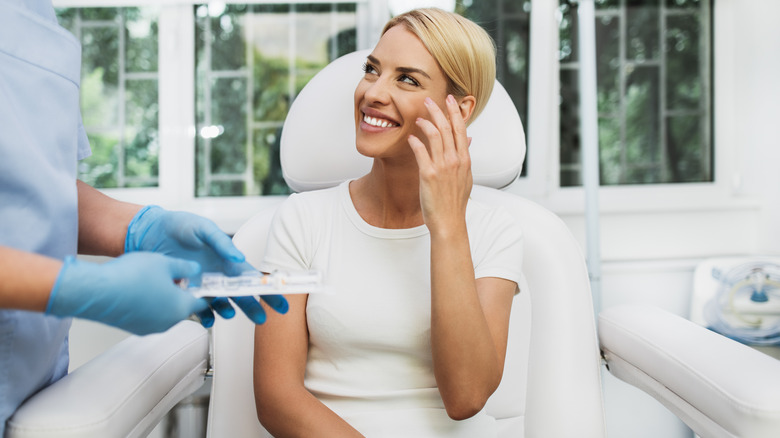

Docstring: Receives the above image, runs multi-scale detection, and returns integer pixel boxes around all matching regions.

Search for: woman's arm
[430,237,515,420]
[253,294,364,437]
[77,180,142,256]
[410,95,516,419]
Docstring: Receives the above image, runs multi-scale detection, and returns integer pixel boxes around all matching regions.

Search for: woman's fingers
[445,95,469,157]
[408,133,433,170]
[416,95,469,162]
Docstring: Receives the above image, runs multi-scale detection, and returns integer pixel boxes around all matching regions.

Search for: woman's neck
[349,160,424,229]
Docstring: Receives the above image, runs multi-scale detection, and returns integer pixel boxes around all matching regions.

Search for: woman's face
[354,25,450,160]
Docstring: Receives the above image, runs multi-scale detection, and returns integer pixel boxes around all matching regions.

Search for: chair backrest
[208,50,606,438]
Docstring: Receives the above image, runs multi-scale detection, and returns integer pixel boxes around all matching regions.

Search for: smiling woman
[252,7,525,438]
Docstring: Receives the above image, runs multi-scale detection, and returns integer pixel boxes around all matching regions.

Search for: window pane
[598,115,622,184]
[56,7,160,189]
[209,77,248,175]
[458,0,531,176]
[596,14,620,115]
[125,79,159,186]
[625,66,660,168]
[559,0,712,186]
[195,3,358,197]
[626,1,659,61]
[126,10,158,73]
[666,14,702,110]
[667,115,706,182]
[560,67,581,185]
[596,0,621,9]
[559,1,578,64]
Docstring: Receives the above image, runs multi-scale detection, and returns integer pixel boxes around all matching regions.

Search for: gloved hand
[124,206,288,325]
[46,253,209,335]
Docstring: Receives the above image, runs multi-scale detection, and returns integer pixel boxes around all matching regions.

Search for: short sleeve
[470,206,527,294]
[258,193,314,274]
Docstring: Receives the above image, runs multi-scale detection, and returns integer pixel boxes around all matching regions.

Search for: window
[56,7,161,189]
[558,0,712,186]
[459,0,532,174]
[56,2,530,196]
[54,0,721,221]
[194,3,359,197]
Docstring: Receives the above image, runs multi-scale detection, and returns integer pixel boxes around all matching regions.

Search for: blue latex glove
[46,253,209,335]
[124,206,288,325]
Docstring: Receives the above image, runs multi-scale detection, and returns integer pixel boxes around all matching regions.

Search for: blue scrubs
[0,0,91,433]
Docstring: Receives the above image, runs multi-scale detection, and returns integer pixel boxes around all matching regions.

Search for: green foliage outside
[56,7,159,189]
[558,0,711,186]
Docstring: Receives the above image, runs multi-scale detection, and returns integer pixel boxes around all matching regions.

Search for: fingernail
[447,95,456,104]
[424,97,434,105]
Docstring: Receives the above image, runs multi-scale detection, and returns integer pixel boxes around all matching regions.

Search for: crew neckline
[339,180,429,239]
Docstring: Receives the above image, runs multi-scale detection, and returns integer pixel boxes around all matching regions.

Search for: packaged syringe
[183,270,328,298]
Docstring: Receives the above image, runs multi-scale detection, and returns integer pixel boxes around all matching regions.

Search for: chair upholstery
[600,304,780,438]
[208,50,607,438]
[7,321,209,438]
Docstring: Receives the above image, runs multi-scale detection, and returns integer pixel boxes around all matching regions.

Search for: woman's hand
[407,95,472,235]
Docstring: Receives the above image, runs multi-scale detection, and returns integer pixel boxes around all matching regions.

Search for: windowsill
[505,180,763,216]
[503,179,766,261]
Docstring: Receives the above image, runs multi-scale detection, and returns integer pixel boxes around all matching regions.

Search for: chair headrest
[280,50,526,192]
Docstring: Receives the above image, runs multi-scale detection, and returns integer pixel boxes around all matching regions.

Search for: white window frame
[502,0,760,261]
[54,0,762,261]
[54,0,389,233]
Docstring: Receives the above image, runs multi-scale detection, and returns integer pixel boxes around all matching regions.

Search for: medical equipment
[703,261,780,345]
[184,270,327,298]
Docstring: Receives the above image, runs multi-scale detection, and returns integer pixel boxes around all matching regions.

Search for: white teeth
[364,114,396,128]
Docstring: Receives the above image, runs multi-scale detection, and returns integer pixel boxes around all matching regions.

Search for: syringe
[183,270,328,298]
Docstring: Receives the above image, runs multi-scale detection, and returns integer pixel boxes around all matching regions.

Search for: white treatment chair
[5,320,209,438]
[209,49,605,437]
[212,50,780,438]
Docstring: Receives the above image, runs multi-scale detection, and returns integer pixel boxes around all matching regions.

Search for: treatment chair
[209,49,605,437]
[8,50,780,438]
[211,50,780,438]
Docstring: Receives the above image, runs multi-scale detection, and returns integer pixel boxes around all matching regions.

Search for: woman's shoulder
[281,183,343,212]
[467,197,521,230]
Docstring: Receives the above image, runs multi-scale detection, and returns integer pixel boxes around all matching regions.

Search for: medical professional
[0,0,288,433]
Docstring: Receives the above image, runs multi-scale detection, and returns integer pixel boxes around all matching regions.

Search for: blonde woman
[253,8,524,437]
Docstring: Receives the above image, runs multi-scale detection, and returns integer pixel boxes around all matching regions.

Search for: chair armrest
[7,320,209,438]
[599,304,780,438]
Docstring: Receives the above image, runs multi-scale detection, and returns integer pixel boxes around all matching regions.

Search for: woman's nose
[363,77,391,104]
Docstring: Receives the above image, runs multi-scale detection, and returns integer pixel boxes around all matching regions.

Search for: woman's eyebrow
[366,55,431,80]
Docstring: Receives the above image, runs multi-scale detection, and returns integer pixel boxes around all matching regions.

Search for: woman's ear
[458,95,477,124]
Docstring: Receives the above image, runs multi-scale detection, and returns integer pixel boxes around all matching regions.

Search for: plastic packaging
[183,270,328,298]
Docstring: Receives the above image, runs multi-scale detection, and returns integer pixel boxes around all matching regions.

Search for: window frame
[54,0,760,259]
[54,0,388,232]
[511,0,749,208]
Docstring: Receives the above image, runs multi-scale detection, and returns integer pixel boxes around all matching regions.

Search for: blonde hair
[382,8,496,123]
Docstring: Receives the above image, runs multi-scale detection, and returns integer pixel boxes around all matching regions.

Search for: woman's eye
[400,75,419,86]
[362,62,377,75]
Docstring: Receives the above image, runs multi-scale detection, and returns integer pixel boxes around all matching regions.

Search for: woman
[253,8,525,437]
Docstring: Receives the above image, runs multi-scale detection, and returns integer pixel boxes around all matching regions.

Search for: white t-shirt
[260,180,525,437]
